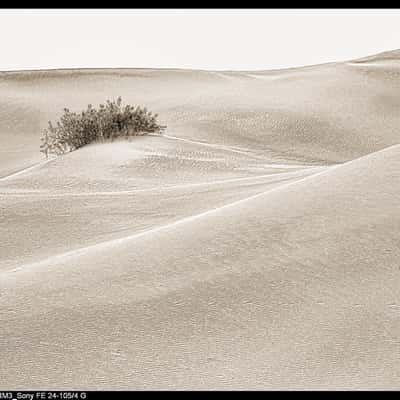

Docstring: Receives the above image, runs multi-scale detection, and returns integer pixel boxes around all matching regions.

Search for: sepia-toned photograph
[0,7,399,393]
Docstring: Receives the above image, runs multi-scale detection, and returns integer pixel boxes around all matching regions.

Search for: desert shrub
[40,97,166,157]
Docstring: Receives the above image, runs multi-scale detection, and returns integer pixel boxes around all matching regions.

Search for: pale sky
[1,9,400,71]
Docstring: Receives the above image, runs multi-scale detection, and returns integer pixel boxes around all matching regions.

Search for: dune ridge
[1,48,400,176]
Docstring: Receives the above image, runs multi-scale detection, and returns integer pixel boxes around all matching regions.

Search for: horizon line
[0,47,398,75]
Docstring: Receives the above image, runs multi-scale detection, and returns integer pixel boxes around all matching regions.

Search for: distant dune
[0,50,399,390]
[1,49,400,177]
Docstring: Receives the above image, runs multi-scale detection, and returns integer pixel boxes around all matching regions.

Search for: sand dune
[0,135,322,274]
[1,144,399,389]
[1,48,400,177]
[1,50,400,390]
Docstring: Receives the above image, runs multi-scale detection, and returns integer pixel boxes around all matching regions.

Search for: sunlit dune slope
[1,144,399,389]
[0,133,321,272]
[0,134,309,193]
[1,49,400,176]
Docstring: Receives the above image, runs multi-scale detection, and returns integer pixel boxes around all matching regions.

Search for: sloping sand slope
[1,144,399,389]
[1,49,400,177]
[0,133,321,272]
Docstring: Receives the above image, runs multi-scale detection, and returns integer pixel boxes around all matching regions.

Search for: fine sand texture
[1,50,400,390]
